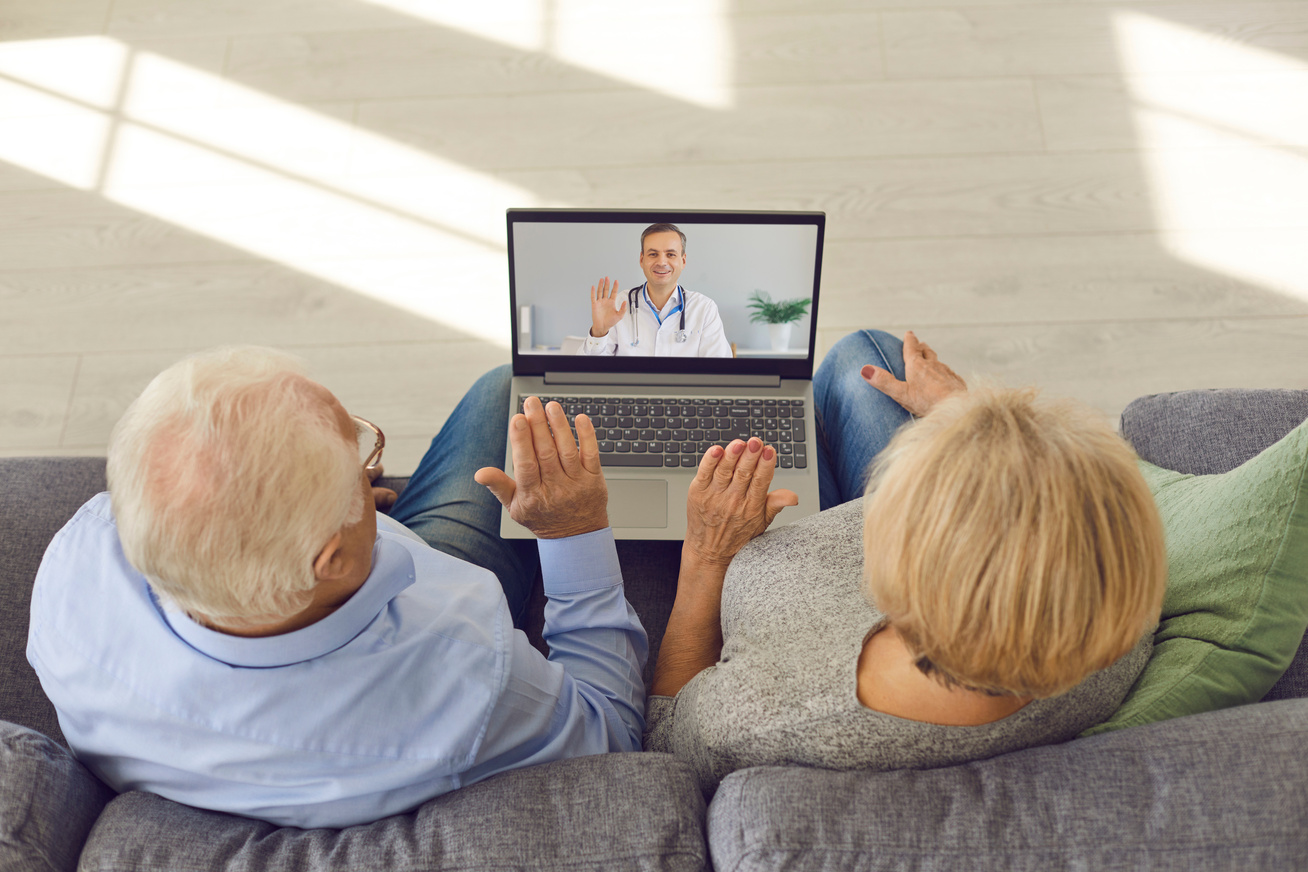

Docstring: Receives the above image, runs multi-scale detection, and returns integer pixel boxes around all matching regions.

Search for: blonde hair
[107,347,363,628]
[863,387,1165,698]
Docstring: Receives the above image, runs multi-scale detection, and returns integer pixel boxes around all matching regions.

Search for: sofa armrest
[708,699,1308,872]
[0,721,115,872]
[0,457,110,745]
[1121,388,1308,476]
[79,752,708,872]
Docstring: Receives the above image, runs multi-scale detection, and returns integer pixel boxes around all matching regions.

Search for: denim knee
[472,364,513,397]
[816,330,900,388]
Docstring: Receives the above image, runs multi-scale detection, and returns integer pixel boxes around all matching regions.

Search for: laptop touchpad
[607,480,668,529]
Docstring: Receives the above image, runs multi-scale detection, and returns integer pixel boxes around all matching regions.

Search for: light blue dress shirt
[27,493,647,828]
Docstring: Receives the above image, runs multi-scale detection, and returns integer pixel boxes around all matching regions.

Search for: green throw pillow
[1082,416,1308,736]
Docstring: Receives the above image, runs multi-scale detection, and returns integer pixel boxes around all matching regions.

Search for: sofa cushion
[707,698,1308,872]
[77,752,707,872]
[0,720,115,872]
[0,458,110,745]
[1120,390,1308,703]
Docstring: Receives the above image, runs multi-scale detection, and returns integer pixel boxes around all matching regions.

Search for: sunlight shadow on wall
[0,35,550,347]
[1113,10,1308,304]
[360,0,734,108]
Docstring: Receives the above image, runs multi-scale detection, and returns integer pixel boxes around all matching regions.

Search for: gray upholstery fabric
[0,457,109,746]
[78,753,708,872]
[0,720,114,872]
[1119,389,1308,702]
[708,699,1308,872]
[1265,642,1308,701]
[1121,388,1308,476]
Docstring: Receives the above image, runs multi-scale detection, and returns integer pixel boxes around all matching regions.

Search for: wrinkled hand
[589,277,627,338]
[862,330,967,417]
[475,397,609,539]
[685,438,798,568]
[367,465,398,513]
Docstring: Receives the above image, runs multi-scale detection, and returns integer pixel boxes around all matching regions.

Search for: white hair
[107,346,363,628]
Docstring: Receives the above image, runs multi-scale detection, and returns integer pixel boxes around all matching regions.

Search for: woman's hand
[863,330,967,417]
[684,437,798,569]
[652,438,797,698]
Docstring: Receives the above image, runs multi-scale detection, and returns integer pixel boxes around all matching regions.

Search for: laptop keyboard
[517,396,809,469]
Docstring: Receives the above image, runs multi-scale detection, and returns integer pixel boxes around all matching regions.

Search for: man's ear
[312,531,346,582]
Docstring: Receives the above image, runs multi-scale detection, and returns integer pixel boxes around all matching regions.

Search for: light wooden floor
[2,1,1306,475]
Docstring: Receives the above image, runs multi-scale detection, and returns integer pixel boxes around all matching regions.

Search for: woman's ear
[312,531,345,582]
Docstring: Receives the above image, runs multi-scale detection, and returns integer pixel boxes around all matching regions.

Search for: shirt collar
[159,530,416,668]
[642,284,683,326]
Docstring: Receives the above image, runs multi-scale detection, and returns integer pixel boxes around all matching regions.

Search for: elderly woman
[644,330,1167,794]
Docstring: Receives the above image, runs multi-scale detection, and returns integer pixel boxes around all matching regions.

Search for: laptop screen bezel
[506,208,825,379]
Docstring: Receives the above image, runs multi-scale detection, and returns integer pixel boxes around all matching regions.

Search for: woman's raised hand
[862,330,967,417]
[684,438,798,569]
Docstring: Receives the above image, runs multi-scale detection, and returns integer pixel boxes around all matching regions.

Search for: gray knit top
[644,497,1152,794]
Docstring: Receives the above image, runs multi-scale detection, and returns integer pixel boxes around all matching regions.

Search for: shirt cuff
[536,527,622,596]
[583,332,612,352]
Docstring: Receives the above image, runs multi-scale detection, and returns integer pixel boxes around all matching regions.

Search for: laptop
[502,208,825,540]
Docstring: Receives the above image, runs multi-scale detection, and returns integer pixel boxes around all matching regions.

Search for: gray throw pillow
[78,752,707,872]
[0,720,114,872]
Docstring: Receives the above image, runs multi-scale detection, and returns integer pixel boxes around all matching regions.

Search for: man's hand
[367,465,398,513]
[684,437,798,569]
[589,277,627,338]
[475,397,609,539]
[862,330,967,417]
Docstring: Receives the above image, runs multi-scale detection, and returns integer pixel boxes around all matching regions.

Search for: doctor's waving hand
[579,223,733,358]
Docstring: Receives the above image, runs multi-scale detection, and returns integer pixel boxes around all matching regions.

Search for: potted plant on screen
[747,291,811,351]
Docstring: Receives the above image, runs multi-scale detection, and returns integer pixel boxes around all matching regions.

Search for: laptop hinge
[543,371,781,388]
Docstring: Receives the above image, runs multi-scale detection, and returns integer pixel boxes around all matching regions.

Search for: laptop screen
[507,209,824,380]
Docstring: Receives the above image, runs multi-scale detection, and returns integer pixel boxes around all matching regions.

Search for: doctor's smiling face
[639,227,687,302]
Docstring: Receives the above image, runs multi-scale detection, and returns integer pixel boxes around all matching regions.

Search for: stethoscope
[627,283,688,347]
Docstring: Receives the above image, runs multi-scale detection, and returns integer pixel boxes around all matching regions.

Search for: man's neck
[646,282,677,311]
[192,568,367,638]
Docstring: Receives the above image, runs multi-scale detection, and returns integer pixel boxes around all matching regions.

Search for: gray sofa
[3,389,1308,872]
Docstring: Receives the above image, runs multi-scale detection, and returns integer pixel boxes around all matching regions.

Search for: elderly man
[27,348,647,829]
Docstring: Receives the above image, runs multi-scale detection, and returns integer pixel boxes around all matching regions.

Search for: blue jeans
[813,330,913,510]
[389,365,539,628]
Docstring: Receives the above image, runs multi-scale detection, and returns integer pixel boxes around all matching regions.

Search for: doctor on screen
[578,223,733,358]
